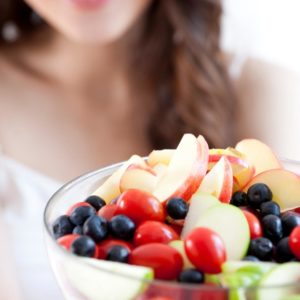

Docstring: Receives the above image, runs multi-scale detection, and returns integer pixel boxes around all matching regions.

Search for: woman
[0,0,240,299]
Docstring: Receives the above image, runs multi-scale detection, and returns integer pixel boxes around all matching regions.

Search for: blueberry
[242,255,260,262]
[262,215,283,243]
[83,215,108,243]
[109,215,136,240]
[166,197,189,219]
[73,225,83,235]
[281,212,300,236]
[178,269,204,284]
[230,191,249,207]
[247,183,272,208]
[275,237,295,263]
[69,206,96,226]
[52,215,74,239]
[70,235,96,257]
[85,195,106,211]
[248,237,273,261]
[260,201,280,217]
[106,245,129,263]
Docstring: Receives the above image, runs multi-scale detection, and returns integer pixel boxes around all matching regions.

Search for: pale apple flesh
[235,139,282,175]
[197,156,233,203]
[153,134,209,202]
[181,193,220,239]
[147,149,174,166]
[92,155,147,203]
[119,165,158,193]
[244,169,300,211]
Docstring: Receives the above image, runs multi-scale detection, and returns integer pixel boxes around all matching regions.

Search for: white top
[0,152,64,300]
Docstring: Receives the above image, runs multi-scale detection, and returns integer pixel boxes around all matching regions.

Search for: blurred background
[222,0,300,160]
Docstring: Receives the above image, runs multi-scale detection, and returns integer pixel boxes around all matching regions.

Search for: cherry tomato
[289,225,300,260]
[134,221,179,246]
[57,234,80,250]
[116,189,165,225]
[167,223,183,236]
[129,243,183,280]
[66,202,92,215]
[293,207,300,214]
[96,238,134,259]
[97,204,118,221]
[242,210,263,239]
[184,227,226,274]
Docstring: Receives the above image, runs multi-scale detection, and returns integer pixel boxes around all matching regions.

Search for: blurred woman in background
[4,0,300,299]
[0,1,235,299]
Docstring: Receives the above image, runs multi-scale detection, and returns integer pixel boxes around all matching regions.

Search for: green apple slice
[63,258,153,300]
[195,204,250,260]
[181,193,220,239]
[222,261,276,274]
[257,262,300,300]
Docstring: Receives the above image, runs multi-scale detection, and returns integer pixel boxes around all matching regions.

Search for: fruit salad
[49,134,300,300]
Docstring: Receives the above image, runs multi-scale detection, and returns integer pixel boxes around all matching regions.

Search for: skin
[0,0,153,182]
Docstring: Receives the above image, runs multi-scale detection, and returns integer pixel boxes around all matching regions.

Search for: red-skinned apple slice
[153,134,209,202]
[120,164,157,193]
[244,169,300,211]
[92,155,147,203]
[235,139,282,175]
[208,149,255,192]
[196,156,233,203]
[147,149,174,166]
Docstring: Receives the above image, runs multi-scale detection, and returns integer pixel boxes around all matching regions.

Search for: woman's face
[24,0,152,44]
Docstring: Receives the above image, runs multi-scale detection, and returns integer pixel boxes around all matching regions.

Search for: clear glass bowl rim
[43,158,300,292]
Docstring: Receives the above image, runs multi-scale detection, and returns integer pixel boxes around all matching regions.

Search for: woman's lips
[65,0,108,10]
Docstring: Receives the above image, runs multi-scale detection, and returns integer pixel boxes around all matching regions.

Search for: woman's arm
[234,58,300,160]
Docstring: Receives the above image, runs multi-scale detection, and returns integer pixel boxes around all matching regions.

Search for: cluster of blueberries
[231,183,300,263]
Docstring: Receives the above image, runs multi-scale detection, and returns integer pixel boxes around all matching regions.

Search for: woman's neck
[4,27,131,98]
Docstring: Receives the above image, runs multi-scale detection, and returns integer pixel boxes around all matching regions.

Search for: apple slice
[152,163,167,180]
[234,166,255,192]
[195,203,250,260]
[222,261,275,274]
[244,169,300,211]
[92,155,147,203]
[147,149,174,166]
[153,134,209,202]
[257,262,300,300]
[169,240,194,270]
[63,258,153,300]
[196,156,233,203]
[120,165,157,193]
[181,193,220,239]
[235,139,282,175]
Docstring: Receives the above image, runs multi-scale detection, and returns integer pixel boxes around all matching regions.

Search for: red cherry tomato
[96,238,134,259]
[57,234,80,250]
[116,189,165,225]
[129,243,183,280]
[289,225,300,260]
[242,210,263,239]
[293,207,300,214]
[134,221,179,246]
[97,204,118,221]
[66,202,92,215]
[184,227,226,274]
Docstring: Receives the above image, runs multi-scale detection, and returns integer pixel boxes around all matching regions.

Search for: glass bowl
[44,159,300,300]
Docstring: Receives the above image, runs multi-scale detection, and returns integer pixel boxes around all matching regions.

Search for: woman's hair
[0,0,235,149]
